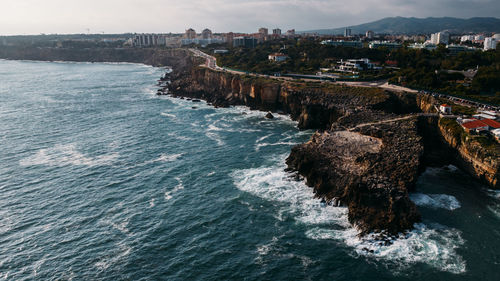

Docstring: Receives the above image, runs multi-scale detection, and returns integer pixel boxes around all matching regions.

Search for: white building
[439,104,452,114]
[365,30,374,39]
[430,31,449,45]
[493,34,500,41]
[409,42,437,50]
[474,35,484,41]
[484,37,497,50]
[268,53,288,62]
[345,28,352,37]
[460,35,475,42]
[334,58,379,73]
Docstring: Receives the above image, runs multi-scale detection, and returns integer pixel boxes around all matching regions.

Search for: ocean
[0,60,499,280]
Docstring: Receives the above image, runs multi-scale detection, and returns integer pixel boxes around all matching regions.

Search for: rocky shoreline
[3,48,497,236]
[162,59,499,236]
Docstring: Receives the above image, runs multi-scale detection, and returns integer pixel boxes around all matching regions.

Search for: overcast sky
[1,0,499,35]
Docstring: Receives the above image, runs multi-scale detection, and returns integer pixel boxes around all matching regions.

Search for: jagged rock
[265,112,274,119]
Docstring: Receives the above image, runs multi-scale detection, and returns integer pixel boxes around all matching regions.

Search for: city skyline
[1,0,499,35]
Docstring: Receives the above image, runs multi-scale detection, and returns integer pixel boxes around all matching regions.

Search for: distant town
[125,27,498,52]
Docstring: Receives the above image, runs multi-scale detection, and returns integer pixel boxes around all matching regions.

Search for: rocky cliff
[169,66,427,235]
[0,46,191,67]
[417,96,499,189]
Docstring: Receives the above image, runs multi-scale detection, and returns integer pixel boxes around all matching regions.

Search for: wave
[410,193,461,210]
[19,144,118,167]
[160,112,177,118]
[165,177,184,201]
[231,154,466,275]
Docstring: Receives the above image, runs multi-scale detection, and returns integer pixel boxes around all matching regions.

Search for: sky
[0,0,499,35]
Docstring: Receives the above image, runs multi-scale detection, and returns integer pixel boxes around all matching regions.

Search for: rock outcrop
[168,66,427,235]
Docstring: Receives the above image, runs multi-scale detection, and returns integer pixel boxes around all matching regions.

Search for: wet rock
[265,112,274,119]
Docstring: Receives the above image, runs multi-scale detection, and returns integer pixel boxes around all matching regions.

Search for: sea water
[0,60,499,280]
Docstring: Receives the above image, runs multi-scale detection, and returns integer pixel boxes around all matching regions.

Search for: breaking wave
[231,154,467,275]
[410,193,461,210]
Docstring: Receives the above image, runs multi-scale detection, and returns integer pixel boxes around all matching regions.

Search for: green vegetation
[439,118,465,140]
[439,117,500,157]
[210,39,390,75]
[389,47,500,105]
[208,39,499,105]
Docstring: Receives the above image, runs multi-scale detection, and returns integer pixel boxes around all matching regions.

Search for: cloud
[0,0,498,34]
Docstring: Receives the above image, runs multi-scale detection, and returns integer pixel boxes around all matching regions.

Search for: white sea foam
[255,141,299,151]
[165,177,184,201]
[205,132,225,146]
[160,112,177,118]
[94,244,131,271]
[231,154,467,275]
[410,193,461,210]
[19,144,118,167]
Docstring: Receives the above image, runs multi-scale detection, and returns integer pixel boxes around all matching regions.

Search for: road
[189,49,499,113]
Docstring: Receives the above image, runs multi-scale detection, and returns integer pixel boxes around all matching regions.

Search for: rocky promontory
[165,61,500,236]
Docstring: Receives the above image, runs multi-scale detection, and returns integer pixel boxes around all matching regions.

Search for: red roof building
[481,118,500,129]
[461,119,488,133]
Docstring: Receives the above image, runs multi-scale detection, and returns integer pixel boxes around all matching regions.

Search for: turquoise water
[0,60,499,280]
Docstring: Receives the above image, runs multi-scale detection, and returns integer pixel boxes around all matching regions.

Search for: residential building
[493,34,500,41]
[344,28,352,37]
[461,119,500,133]
[460,35,475,42]
[447,44,479,55]
[224,32,234,45]
[461,120,489,133]
[473,113,497,120]
[268,53,288,62]
[133,34,167,47]
[365,30,374,39]
[430,31,449,45]
[369,41,402,50]
[333,58,379,73]
[201,29,212,39]
[258,28,268,36]
[439,104,452,114]
[233,36,258,48]
[214,49,229,54]
[484,37,497,50]
[286,29,296,37]
[181,38,223,47]
[185,28,197,39]
[474,35,484,41]
[409,42,437,50]
[272,28,282,37]
[321,40,362,48]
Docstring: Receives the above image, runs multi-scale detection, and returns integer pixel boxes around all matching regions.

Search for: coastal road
[189,49,498,113]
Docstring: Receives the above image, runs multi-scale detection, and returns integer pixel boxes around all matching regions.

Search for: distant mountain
[301,17,500,35]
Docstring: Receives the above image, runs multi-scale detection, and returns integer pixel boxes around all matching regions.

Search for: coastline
[164,61,499,236]
[2,49,497,237]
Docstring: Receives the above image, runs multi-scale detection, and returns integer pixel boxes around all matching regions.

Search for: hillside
[301,17,500,35]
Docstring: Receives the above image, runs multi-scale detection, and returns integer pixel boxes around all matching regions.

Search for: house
[461,118,500,134]
[480,118,500,130]
[268,53,288,62]
[461,120,489,133]
[439,104,452,114]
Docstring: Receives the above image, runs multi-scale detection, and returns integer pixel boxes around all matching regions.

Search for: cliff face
[169,63,498,235]
[169,66,425,235]
[0,47,191,67]
[170,67,410,129]
[417,96,499,189]
[438,120,500,188]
